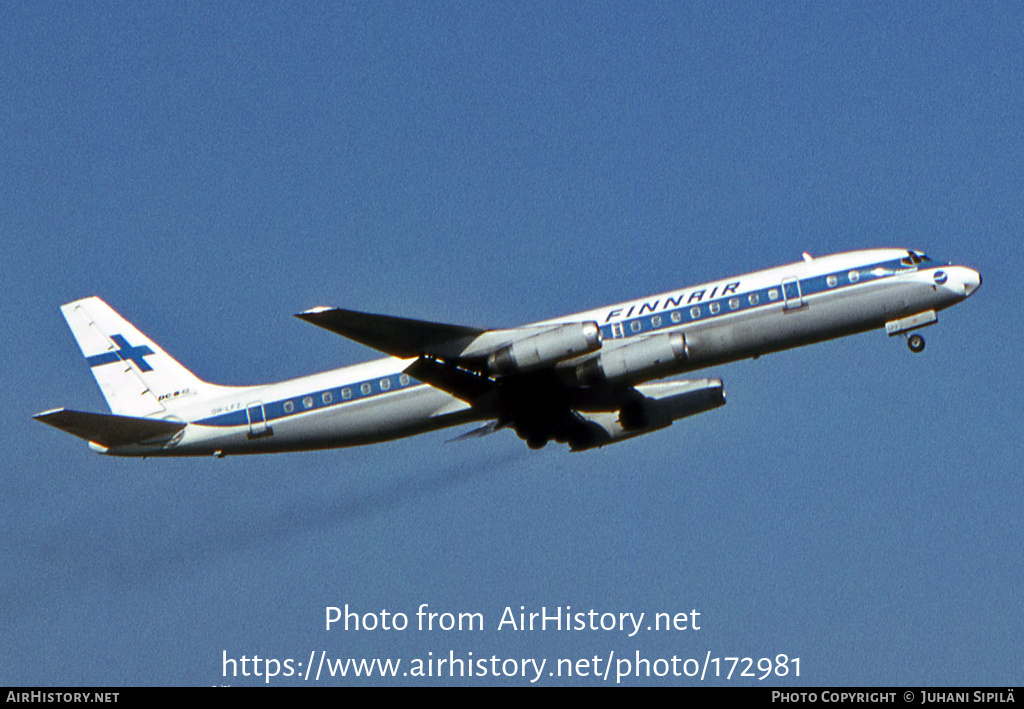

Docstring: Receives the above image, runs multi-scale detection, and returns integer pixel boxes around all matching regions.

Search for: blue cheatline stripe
[600,257,928,340]
[196,372,422,428]
[86,334,155,372]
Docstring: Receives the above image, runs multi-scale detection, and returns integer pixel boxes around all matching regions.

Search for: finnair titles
[35,248,980,456]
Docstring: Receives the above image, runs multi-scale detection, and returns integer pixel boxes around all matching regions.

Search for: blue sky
[2,1,1020,686]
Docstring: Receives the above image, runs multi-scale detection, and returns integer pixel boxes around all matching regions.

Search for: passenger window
[611,322,624,338]
[768,289,779,301]
[670,312,681,323]
[380,378,391,391]
[322,392,332,404]
[848,270,860,283]
[690,306,701,319]
[709,302,720,314]
[399,374,410,386]
[303,396,313,409]
[631,321,641,332]
[749,294,759,305]
[283,401,294,414]
[360,383,371,395]
[827,275,837,287]
[729,297,740,310]
[342,388,352,400]
[651,315,662,327]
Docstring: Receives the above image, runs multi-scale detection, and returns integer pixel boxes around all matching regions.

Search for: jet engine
[571,332,687,385]
[487,322,601,376]
[569,379,725,451]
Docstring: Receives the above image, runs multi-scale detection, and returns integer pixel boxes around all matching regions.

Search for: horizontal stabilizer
[296,307,484,359]
[33,408,185,449]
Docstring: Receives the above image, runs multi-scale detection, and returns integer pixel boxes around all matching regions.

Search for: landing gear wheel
[907,333,925,353]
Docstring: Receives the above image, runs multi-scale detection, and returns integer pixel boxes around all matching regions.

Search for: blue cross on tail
[86,334,155,372]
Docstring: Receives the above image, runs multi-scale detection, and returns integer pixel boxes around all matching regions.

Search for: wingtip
[296,306,337,319]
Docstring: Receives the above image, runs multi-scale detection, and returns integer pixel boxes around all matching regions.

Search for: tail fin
[60,297,223,417]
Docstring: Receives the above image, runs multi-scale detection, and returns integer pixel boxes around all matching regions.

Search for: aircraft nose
[962,268,982,297]
[934,266,981,299]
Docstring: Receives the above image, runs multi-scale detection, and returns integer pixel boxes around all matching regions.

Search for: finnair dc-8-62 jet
[35,248,980,456]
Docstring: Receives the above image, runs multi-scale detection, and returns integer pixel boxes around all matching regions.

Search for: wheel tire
[907,333,925,353]
[526,435,548,450]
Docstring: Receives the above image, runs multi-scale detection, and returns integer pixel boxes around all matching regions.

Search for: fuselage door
[782,277,804,310]
[246,402,272,438]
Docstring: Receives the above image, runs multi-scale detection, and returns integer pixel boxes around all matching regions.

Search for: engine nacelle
[569,379,725,451]
[487,322,601,376]
[572,332,687,385]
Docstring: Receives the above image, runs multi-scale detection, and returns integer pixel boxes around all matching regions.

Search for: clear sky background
[2,1,1020,686]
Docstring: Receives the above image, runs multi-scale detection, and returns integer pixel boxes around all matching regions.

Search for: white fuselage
[113,248,980,456]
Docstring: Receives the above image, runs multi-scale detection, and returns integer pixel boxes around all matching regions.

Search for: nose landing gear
[886,312,937,353]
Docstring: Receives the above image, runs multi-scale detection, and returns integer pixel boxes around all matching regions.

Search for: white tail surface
[60,297,226,417]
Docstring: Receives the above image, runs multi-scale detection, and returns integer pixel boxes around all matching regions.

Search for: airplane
[34,248,981,457]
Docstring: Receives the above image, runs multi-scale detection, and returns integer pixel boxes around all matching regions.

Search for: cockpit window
[901,250,930,266]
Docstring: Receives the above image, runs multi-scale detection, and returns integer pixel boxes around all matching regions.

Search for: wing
[297,306,727,450]
[297,306,603,373]
[296,307,484,359]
